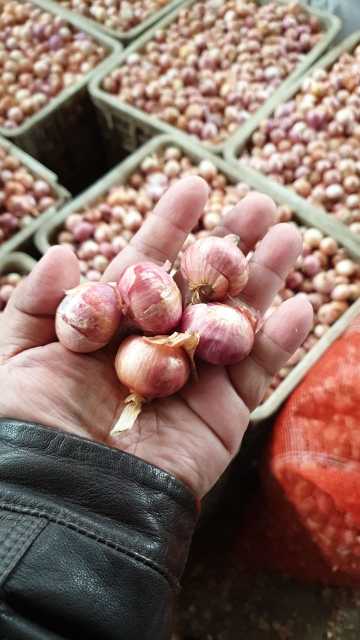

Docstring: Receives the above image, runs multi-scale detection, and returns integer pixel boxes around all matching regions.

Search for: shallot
[56,282,122,353]
[180,235,248,303]
[111,332,199,433]
[181,303,255,366]
[118,261,182,333]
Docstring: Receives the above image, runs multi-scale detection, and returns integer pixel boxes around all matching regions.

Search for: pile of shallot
[262,211,360,402]
[56,234,256,432]
[241,45,360,234]
[0,1,107,130]
[58,0,171,34]
[0,144,59,245]
[102,0,322,145]
[55,148,250,280]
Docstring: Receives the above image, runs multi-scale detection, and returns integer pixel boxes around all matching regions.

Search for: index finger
[102,176,209,282]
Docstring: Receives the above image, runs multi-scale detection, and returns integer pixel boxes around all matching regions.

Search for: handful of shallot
[55,235,256,433]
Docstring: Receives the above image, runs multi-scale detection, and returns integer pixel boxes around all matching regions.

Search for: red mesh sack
[262,320,360,585]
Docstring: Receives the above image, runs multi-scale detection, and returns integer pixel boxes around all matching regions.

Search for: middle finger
[215,191,277,254]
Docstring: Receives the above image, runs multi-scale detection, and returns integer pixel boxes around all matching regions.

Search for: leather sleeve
[0,419,198,640]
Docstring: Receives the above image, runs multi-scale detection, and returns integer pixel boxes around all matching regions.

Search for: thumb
[0,246,79,360]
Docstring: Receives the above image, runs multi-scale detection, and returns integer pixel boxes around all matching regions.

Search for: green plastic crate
[225,30,360,247]
[89,0,340,159]
[50,0,185,44]
[35,133,360,423]
[0,135,69,260]
[0,0,122,193]
[0,252,37,279]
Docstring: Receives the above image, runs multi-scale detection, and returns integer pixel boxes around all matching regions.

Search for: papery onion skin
[117,261,182,334]
[181,303,255,365]
[115,335,190,399]
[56,282,122,353]
[180,235,249,303]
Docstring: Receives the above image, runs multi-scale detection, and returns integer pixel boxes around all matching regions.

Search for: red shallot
[180,235,249,303]
[111,332,199,433]
[181,303,255,366]
[117,261,182,334]
[56,282,122,353]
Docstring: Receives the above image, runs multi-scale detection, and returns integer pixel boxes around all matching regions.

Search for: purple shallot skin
[117,261,182,334]
[181,303,255,366]
[56,282,122,353]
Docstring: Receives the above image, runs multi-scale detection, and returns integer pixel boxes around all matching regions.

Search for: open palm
[0,177,312,498]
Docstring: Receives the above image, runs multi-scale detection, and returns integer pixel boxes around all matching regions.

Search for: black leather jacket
[0,419,198,640]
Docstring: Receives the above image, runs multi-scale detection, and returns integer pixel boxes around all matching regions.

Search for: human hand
[0,177,313,497]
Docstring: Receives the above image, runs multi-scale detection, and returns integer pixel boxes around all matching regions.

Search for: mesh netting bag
[261,319,360,584]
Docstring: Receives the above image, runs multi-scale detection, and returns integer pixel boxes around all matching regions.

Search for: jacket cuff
[0,418,198,587]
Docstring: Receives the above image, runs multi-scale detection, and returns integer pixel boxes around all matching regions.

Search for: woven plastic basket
[35,134,360,423]
[0,0,122,193]
[0,252,37,278]
[89,0,340,160]
[224,30,360,248]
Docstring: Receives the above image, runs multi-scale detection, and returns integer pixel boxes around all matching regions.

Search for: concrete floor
[175,425,360,640]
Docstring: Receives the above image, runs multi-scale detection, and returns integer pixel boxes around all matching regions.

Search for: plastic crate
[35,133,360,423]
[0,136,69,260]
[0,252,37,312]
[0,0,122,193]
[0,252,37,278]
[89,0,340,159]
[225,31,360,247]
[50,0,185,44]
